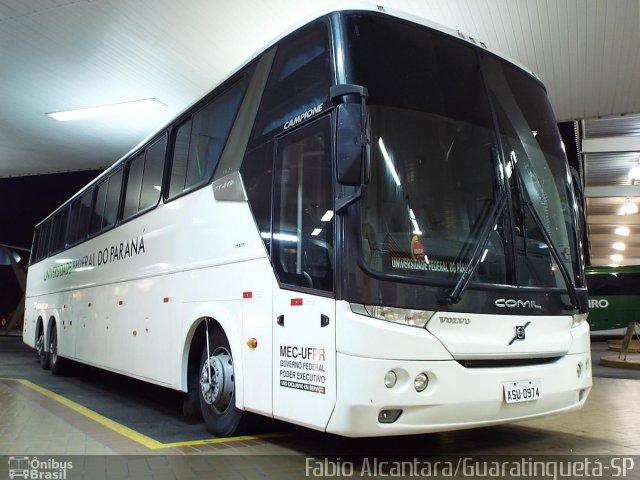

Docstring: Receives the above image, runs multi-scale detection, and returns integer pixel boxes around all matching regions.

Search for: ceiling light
[47,98,165,121]
[619,199,639,215]
[614,226,630,236]
[610,254,623,262]
[612,242,626,251]
[629,164,640,181]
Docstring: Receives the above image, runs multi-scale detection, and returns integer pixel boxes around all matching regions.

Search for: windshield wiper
[521,199,579,310]
[443,192,507,305]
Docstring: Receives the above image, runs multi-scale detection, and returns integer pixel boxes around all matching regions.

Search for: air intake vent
[457,357,561,369]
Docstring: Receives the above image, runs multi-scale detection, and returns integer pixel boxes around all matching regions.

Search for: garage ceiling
[1,0,640,265]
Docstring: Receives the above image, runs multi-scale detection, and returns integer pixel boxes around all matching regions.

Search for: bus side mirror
[331,84,369,186]
[336,103,366,186]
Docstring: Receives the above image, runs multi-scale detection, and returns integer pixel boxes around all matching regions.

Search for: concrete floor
[1,336,639,479]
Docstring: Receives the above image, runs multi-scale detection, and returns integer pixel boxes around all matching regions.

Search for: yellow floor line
[0,377,273,450]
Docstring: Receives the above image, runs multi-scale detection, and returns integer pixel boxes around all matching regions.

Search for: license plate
[503,380,541,404]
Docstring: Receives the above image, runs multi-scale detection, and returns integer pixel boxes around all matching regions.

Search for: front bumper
[326,350,591,437]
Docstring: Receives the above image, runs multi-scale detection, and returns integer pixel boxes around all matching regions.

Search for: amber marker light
[247,338,258,349]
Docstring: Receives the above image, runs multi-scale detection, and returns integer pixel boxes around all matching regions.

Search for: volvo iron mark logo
[495,298,542,309]
[508,321,531,345]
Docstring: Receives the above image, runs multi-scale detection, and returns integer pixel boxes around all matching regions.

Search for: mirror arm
[330,84,369,102]
[336,186,364,215]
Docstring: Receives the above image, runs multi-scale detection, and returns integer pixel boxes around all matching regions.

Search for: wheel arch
[180,304,244,408]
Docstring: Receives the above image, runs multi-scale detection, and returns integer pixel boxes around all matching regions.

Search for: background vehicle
[586,265,640,336]
[24,5,591,438]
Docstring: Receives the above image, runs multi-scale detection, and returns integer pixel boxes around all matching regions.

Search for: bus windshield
[345,14,581,292]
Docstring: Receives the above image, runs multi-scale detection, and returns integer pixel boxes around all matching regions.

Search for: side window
[139,136,166,211]
[77,190,92,242]
[48,215,60,255]
[240,142,274,252]
[50,207,69,254]
[67,190,91,247]
[123,153,144,220]
[272,116,334,292]
[169,120,192,198]
[31,226,41,264]
[37,221,51,261]
[102,168,123,229]
[251,23,331,142]
[90,179,109,235]
[67,198,82,245]
[168,79,248,198]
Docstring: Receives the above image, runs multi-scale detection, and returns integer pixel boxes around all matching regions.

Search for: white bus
[24,4,591,438]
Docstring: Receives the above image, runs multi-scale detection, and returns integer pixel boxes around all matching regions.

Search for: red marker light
[291,298,303,306]
[163,297,169,303]
[243,292,253,299]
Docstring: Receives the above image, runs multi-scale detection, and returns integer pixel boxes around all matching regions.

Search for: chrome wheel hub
[200,348,234,412]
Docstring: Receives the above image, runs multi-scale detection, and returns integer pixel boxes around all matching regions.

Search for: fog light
[414,373,429,392]
[378,409,402,423]
[576,362,583,378]
[384,370,397,389]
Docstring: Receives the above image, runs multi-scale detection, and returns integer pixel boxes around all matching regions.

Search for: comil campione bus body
[23,4,591,437]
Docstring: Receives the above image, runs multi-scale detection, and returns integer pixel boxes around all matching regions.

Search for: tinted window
[102,168,123,229]
[31,227,41,263]
[123,153,144,220]
[48,215,60,255]
[241,143,274,251]
[251,23,331,142]
[139,136,166,210]
[77,190,92,242]
[37,221,51,261]
[66,190,92,245]
[50,207,69,254]
[169,120,192,197]
[90,179,108,234]
[587,273,640,296]
[272,116,334,292]
[169,80,247,198]
[67,198,82,245]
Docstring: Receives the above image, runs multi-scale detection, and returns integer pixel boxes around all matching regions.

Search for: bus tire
[37,322,49,370]
[198,334,244,437]
[49,324,66,376]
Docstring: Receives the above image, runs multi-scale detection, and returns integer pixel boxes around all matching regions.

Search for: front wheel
[198,334,244,437]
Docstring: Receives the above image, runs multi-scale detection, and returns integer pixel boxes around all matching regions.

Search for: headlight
[572,312,588,328]
[351,304,435,328]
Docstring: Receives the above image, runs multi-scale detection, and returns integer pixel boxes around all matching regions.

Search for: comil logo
[495,298,542,309]
[7,456,72,479]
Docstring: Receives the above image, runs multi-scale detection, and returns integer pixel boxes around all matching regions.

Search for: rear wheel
[49,325,65,375]
[198,333,244,437]
[37,323,49,370]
